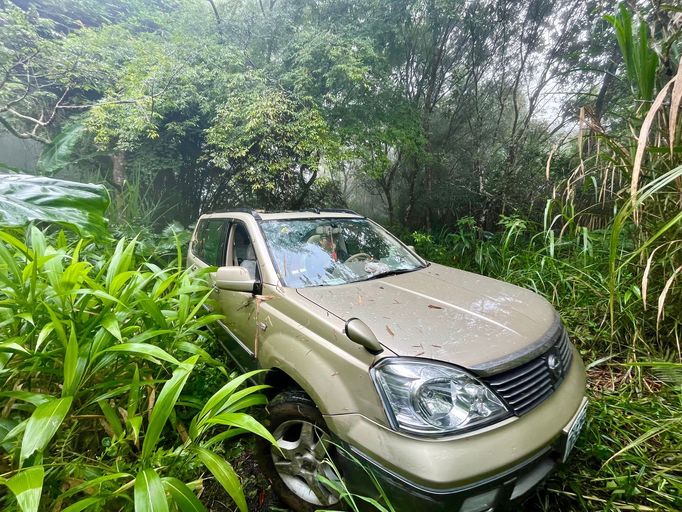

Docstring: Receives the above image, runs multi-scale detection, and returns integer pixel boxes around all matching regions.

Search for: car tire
[257,388,345,512]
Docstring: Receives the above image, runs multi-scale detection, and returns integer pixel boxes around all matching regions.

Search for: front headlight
[371,358,510,436]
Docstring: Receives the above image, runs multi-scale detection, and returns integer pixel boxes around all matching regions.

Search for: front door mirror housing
[214,266,259,293]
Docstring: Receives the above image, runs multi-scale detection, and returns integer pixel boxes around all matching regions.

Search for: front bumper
[335,420,576,512]
[325,348,587,511]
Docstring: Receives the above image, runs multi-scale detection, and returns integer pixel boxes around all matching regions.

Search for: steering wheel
[345,252,371,263]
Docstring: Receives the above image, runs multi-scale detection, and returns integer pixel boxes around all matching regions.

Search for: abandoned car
[187,209,587,512]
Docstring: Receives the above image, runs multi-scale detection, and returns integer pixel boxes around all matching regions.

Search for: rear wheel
[258,389,343,511]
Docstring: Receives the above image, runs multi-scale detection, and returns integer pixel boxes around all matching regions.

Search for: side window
[193,219,229,266]
[229,223,259,280]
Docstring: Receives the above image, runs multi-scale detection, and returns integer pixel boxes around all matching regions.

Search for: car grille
[481,329,573,416]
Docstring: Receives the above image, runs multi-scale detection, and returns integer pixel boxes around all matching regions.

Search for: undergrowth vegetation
[411,217,682,510]
[0,227,275,511]
[0,1,681,511]
[408,47,682,507]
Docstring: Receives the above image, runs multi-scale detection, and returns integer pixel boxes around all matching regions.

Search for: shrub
[0,227,273,511]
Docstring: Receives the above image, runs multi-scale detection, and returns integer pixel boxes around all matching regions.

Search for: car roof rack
[208,208,362,219]
[318,208,362,215]
[211,208,263,220]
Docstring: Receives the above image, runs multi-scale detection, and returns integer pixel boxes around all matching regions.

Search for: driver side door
[214,220,262,360]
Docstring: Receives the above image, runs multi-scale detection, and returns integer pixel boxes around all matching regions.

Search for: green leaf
[161,477,207,512]
[204,428,248,448]
[203,412,277,446]
[61,497,105,512]
[175,341,225,368]
[0,418,19,451]
[5,466,44,512]
[221,394,268,414]
[2,419,27,445]
[62,324,80,397]
[0,173,109,237]
[35,323,54,351]
[59,472,131,499]
[193,370,264,435]
[127,415,142,444]
[222,385,270,412]
[106,238,137,290]
[102,343,179,365]
[128,365,141,418]
[127,329,174,344]
[195,447,247,512]
[0,391,51,407]
[141,356,198,459]
[134,468,169,512]
[0,340,29,354]
[21,397,72,464]
[136,298,167,328]
[36,123,86,175]
[98,400,124,437]
[102,312,122,341]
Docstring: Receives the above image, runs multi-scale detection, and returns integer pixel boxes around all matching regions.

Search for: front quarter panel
[257,283,389,424]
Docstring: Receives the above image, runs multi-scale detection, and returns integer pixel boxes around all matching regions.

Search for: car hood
[296,263,560,374]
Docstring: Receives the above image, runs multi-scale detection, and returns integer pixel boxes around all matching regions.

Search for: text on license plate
[563,398,588,462]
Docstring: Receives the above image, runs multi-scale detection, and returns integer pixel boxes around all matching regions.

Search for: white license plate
[562,397,588,462]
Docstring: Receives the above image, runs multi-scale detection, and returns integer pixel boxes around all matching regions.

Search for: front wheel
[258,389,344,511]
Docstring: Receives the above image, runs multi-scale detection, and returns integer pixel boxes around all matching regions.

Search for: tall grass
[409,10,682,507]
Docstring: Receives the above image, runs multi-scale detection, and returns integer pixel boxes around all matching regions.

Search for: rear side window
[193,219,229,266]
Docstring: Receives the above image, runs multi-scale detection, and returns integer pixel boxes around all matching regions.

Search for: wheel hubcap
[271,420,341,506]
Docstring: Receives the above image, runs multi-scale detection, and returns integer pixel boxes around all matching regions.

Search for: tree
[206,80,338,209]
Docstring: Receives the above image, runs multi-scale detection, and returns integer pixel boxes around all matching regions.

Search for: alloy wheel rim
[271,419,341,506]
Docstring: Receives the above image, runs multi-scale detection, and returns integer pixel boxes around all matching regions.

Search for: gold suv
[187,209,587,512]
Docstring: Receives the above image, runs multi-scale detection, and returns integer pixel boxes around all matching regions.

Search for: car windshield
[260,218,425,288]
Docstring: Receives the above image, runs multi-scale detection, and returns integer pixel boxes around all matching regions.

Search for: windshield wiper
[363,267,422,281]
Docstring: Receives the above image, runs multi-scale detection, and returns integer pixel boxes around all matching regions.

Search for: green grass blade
[5,466,44,512]
[20,397,72,464]
[195,447,247,512]
[203,412,277,446]
[98,400,124,438]
[161,477,208,512]
[59,473,131,499]
[134,468,169,512]
[62,324,79,397]
[102,343,179,366]
[61,497,105,512]
[141,356,198,459]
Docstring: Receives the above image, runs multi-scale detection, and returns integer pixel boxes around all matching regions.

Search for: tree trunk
[112,152,126,190]
[110,151,127,222]
[381,183,394,226]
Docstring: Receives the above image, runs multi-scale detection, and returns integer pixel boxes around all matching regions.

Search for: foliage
[0,227,274,511]
[0,173,110,237]
[542,364,682,511]
[0,0,624,226]
[1,1,681,511]
[411,179,681,359]
[605,4,659,103]
[206,80,337,208]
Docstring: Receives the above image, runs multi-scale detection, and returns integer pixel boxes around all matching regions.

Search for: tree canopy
[0,0,679,229]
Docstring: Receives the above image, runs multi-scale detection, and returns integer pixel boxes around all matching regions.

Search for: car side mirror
[214,266,259,293]
[407,245,415,252]
[345,318,383,354]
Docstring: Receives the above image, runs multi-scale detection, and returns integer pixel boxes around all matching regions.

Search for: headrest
[245,243,256,259]
[314,225,340,235]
